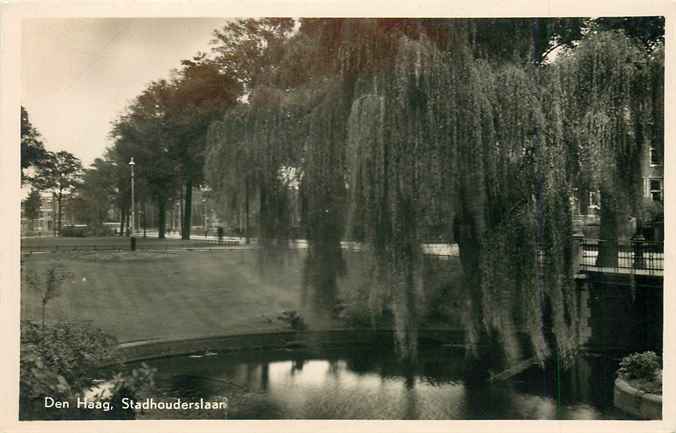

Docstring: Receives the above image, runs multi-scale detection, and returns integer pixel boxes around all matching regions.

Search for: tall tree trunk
[534,130,546,275]
[143,200,147,238]
[597,188,619,267]
[260,363,269,391]
[41,299,47,330]
[158,198,167,239]
[531,18,543,65]
[182,180,193,240]
[455,217,492,383]
[52,193,57,236]
[578,189,590,215]
[123,206,129,236]
[56,190,63,236]
[179,187,184,238]
[119,207,125,236]
[169,205,174,233]
[245,179,250,244]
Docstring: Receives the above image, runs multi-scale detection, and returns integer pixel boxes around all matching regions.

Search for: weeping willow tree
[343,25,583,368]
[345,30,461,361]
[205,19,662,377]
[448,56,579,373]
[206,106,254,241]
[559,31,663,266]
[207,20,580,367]
[458,63,543,370]
[300,82,351,314]
[206,87,305,268]
[539,66,579,361]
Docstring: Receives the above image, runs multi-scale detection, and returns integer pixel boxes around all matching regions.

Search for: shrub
[61,225,88,237]
[23,262,72,329]
[20,320,155,420]
[86,225,115,237]
[21,321,118,391]
[336,300,376,328]
[638,198,663,226]
[336,251,387,328]
[277,310,306,331]
[618,351,661,381]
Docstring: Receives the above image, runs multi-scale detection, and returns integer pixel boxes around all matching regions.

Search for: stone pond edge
[614,377,662,420]
[109,328,466,365]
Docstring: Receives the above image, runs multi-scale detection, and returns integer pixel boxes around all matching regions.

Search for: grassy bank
[21,249,310,342]
[20,243,466,343]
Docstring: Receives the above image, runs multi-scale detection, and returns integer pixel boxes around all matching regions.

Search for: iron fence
[580,239,663,275]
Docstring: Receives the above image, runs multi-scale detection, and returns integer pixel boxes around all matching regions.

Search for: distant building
[573,140,663,240]
[642,141,663,203]
[21,192,76,236]
[166,187,222,235]
[21,192,52,235]
[641,141,664,241]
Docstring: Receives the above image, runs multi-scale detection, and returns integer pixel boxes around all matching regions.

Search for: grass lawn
[20,249,313,343]
[20,237,467,343]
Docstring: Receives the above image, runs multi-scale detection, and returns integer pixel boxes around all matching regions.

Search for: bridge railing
[576,237,663,276]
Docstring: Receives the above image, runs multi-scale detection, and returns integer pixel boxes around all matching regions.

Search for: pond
[127,345,634,420]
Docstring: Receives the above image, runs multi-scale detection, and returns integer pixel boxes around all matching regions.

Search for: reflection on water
[134,347,633,419]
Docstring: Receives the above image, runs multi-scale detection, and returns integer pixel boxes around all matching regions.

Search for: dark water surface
[130,346,633,419]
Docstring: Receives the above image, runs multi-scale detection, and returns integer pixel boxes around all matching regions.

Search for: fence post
[572,232,584,273]
[632,234,645,269]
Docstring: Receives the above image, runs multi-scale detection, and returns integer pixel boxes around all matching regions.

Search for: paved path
[22,235,461,256]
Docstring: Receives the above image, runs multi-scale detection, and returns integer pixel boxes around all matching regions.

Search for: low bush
[86,225,115,237]
[618,351,661,381]
[277,310,306,331]
[23,261,72,328]
[60,225,88,237]
[21,321,117,390]
[20,320,156,420]
[336,300,376,327]
[336,251,388,328]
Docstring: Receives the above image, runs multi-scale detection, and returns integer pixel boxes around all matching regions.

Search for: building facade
[20,192,73,236]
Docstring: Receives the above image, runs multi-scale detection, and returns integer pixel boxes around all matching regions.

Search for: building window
[588,190,600,214]
[649,178,663,202]
[650,143,661,166]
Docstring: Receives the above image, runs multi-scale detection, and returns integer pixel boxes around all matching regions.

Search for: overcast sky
[21,18,230,167]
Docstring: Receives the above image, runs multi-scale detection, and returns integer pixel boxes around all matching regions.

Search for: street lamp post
[129,157,136,251]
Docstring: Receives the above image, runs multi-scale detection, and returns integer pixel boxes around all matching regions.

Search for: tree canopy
[80,17,663,376]
[31,150,84,235]
[204,18,663,371]
[21,106,47,184]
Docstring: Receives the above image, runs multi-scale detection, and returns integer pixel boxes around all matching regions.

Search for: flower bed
[613,351,662,419]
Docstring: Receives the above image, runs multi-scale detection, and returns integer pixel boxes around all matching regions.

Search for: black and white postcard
[0,1,673,432]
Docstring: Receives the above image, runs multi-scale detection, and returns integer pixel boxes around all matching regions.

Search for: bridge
[574,235,663,277]
[488,236,664,382]
[572,236,663,354]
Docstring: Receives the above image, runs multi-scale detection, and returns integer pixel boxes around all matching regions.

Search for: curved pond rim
[111,328,467,365]
[112,334,632,420]
[614,377,662,419]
